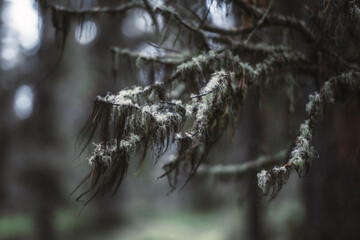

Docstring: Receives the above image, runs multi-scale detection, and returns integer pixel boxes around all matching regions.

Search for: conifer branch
[201,0,315,44]
[110,42,300,87]
[230,43,290,56]
[257,71,360,197]
[174,48,314,86]
[142,0,159,32]
[160,52,315,189]
[201,15,315,43]
[110,47,190,66]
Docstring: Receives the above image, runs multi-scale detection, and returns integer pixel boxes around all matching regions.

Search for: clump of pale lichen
[88,141,116,166]
[350,0,360,21]
[191,71,233,135]
[289,120,314,174]
[88,134,141,166]
[257,166,290,196]
[257,170,270,193]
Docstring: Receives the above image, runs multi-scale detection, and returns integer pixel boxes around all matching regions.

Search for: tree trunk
[305,99,360,239]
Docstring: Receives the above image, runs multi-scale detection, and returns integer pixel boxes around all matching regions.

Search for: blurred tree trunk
[305,99,360,239]
[0,95,10,211]
[244,89,264,240]
[0,0,9,212]
[24,70,59,240]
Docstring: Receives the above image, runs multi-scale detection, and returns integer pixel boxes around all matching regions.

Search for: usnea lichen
[257,165,290,196]
[257,170,270,193]
[88,134,141,166]
[191,71,233,135]
[350,1,360,21]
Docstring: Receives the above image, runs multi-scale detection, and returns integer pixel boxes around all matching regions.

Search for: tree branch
[197,149,287,177]
[45,1,145,15]
[155,6,210,50]
[258,71,360,197]
[201,15,315,43]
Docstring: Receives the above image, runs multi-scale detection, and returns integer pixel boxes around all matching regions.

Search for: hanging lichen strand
[257,71,360,197]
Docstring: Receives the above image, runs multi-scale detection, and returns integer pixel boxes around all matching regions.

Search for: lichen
[111,47,188,67]
[141,104,183,125]
[88,142,115,166]
[350,0,360,21]
[189,71,232,135]
[306,93,323,117]
[98,85,148,108]
[175,51,218,77]
[257,170,270,193]
[257,165,290,196]
[289,121,315,174]
[119,134,141,151]
[88,133,141,166]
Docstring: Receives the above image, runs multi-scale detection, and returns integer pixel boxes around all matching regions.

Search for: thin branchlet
[155,6,210,50]
[201,11,315,43]
[246,0,275,42]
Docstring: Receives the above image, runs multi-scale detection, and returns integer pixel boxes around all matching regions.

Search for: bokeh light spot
[14,85,34,120]
[74,20,97,45]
